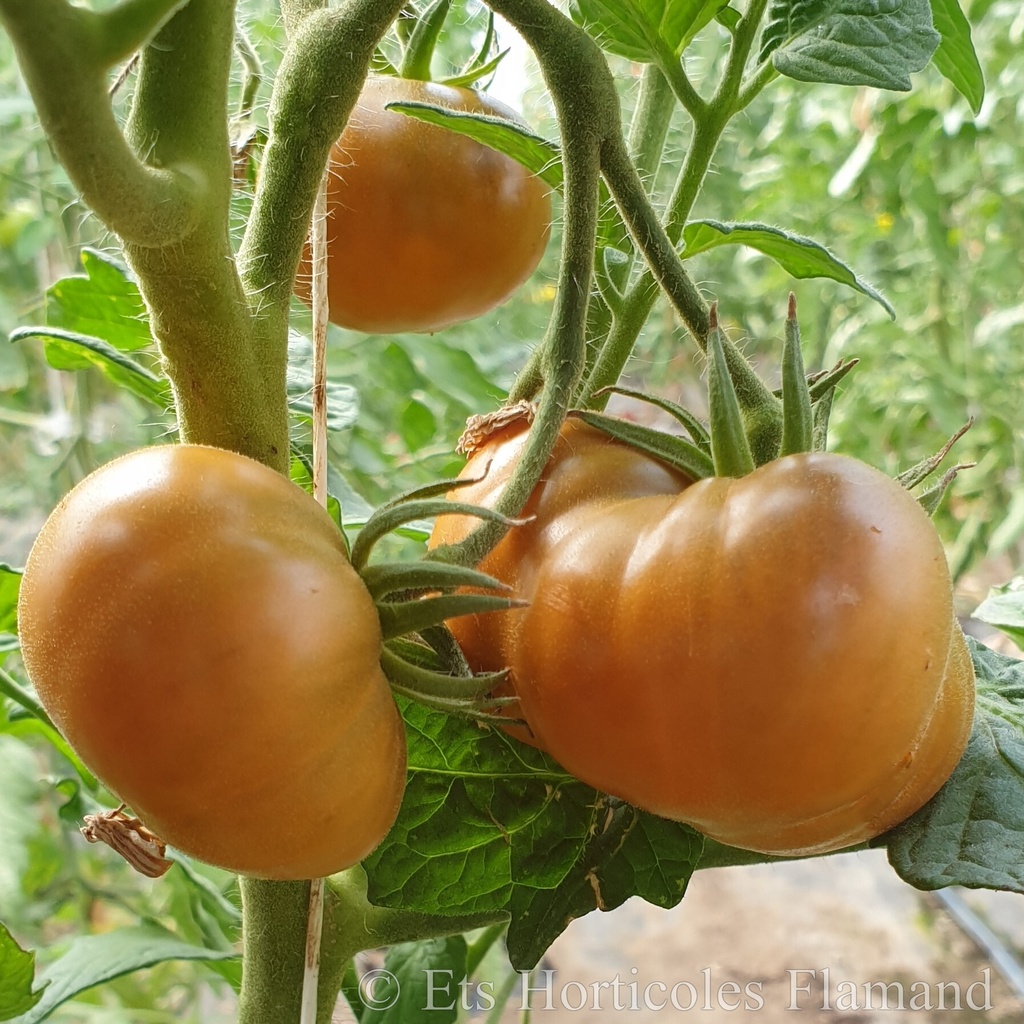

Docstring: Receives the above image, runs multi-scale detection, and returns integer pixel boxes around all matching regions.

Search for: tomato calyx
[354,473,531,723]
[572,294,971,514]
[395,0,506,88]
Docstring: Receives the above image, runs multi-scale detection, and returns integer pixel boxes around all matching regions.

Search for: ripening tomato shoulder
[429,416,691,675]
[18,445,406,879]
[296,77,552,334]
[510,452,974,855]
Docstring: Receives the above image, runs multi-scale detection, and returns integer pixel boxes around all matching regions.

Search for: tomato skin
[509,453,974,855]
[429,417,691,677]
[296,77,552,334]
[18,445,406,879]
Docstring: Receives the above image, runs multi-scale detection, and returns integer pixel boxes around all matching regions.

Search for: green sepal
[361,560,511,601]
[807,358,858,401]
[811,387,834,453]
[400,0,451,80]
[897,420,973,491]
[380,643,507,700]
[440,49,508,89]
[352,499,527,571]
[571,409,713,480]
[916,464,973,517]
[779,294,814,456]
[377,593,525,642]
[594,386,712,452]
[772,358,859,402]
[707,308,756,478]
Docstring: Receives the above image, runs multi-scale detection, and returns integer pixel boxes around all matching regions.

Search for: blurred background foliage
[0,0,1022,1019]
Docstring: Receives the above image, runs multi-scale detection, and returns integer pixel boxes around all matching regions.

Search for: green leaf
[973,580,1024,650]
[44,249,153,353]
[363,701,702,971]
[681,220,896,317]
[9,327,172,407]
[7,924,236,1024]
[286,333,359,432]
[761,0,940,92]
[400,399,437,452]
[0,923,45,1021]
[507,802,702,971]
[0,565,21,636]
[929,0,984,114]
[360,937,468,1024]
[887,640,1024,892]
[568,0,729,63]
[385,102,562,190]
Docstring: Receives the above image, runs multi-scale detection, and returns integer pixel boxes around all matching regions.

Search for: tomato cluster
[296,76,552,335]
[18,445,406,879]
[431,417,975,856]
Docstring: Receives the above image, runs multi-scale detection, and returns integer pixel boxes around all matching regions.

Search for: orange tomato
[296,77,552,334]
[19,445,406,879]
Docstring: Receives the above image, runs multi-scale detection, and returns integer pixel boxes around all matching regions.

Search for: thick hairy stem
[600,135,710,344]
[238,872,506,1024]
[115,0,290,466]
[281,0,328,36]
[601,136,778,429]
[627,64,677,191]
[0,0,200,245]
[433,0,612,568]
[238,0,406,315]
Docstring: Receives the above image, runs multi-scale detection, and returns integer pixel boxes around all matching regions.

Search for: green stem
[235,24,264,118]
[118,0,289,466]
[0,0,201,245]
[280,0,327,35]
[93,0,191,65]
[600,133,710,345]
[238,871,507,1024]
[437,0,610,568]
[581,0,773,408]
[627,64,678,192]
[238,0,406,315]
[0,666,56,730]
[655,43,707,120]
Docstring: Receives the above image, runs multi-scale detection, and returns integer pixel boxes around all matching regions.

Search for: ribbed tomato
[18,445,406,879]
[296,77,552,334]
[429,416,691,680]
[432,423,975,855]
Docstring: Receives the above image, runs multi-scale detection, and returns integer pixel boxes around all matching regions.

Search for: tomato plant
[17,444,407,880]
[2,1,1021,1022]
[295,76,552,334]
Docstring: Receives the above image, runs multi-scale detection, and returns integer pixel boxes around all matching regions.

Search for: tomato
[429,415,691,678]
[18,445,406,879]
[295,77,552,334]
[433,427,974,856]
